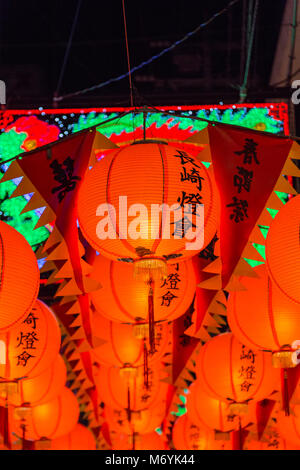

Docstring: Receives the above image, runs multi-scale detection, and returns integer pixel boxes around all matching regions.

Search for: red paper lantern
[91,312,170,368]
[0,355,66,407]
[78,142,219,277]
[172,414,231,450]
[104,404,166,436]
[95,364,168,412]
[0,300,61,381]
[51,423,96,450]
[266,195,300,304]
[110,430,168,450]
[186,382,255,433]
[0,221,39,331]
[195,333,277,405]
[12,387,79,441]
[90,254,196,324]
[227,264,300,353]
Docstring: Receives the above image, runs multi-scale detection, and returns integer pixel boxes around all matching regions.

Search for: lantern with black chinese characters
[110,429,168,450]
[227,264,300,414]
[266,194,300,304]
[78,142,219,277]
[0,300,61,392]
[0,221,39,332]
[195,332,277,411]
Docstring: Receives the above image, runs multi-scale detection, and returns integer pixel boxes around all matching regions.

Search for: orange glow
[90,254,196,323]
[266,195,300,304]
[195,333,278,404]
[0,300,61,381]
[50,423,96,450]
[227,264,300,351]
[78,143,219,263]
[0,221,39,332]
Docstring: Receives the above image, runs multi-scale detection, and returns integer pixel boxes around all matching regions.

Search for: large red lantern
[227,264,300,357]
[110,430,168,450]
[172,414,230,450]
[0,221,39,331]
[0,355,66,407]
[51,423,96,450]
[0,300,61,381]
[12,387,79,441]
[186,382,255,433]
[90,254,196,324]
[266,195,300,304]
[0,300,61,382]
[95,364,168,413]
[195,333,277,406]
[78,142,219,278]
[91,312,170,368]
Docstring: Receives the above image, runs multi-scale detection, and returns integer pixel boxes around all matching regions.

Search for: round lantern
[91,312,170,368]
[186,382,255,433]
[104,404,166,436]
[227,264,300,357]
[12,387,79,441]
[195,332,277,406]
[0,221,39,331]
[51,423,96,450]
[244,426,299,450]
[110,430,168,450]
[96,364,168,413]
[172,414,230,450]
[78,142,219,277]
[90,254,196,324]
[276,405,300,447]
[0,354,66,407]
[266,195,300,304]
[0,299,61,381]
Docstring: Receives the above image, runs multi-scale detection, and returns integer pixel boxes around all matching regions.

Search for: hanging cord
[54,0,82,104]
[239,0,259,103]
[121,0,134,107]
[147,278,156,354]
[53,0,241,103]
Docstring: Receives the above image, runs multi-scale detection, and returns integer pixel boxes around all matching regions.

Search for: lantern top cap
[130,139,168,146]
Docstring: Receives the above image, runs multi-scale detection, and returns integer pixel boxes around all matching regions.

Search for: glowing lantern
[277,405,300,447]
[95,364,168,414]
[172,414,231,450]
[110,430,168,450]
[0,355,66,407]
[195,333,277,407]
[104,404,166,436]
[266,195,300,304]
[90,254,196,324]
[51,423,96,450]
[227,264,300,362]
[91,312,170,368]
[12,387,79,441]
[0,300,61,381]
[78,142,219,278]
[244,426,299,450]
[186,382,255,433]
[0,221,39,331]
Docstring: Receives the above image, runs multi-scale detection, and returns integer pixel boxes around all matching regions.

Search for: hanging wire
[53,0,242,103]
[287,0,298,85]
[54,0,83,102]
[121,0,134,107]
[239,0,259,103]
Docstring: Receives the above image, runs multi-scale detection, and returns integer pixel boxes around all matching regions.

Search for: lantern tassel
[143,340,149,389]
[0,404,11,450]
[127,386,131,423]
[132,432,136,451]
[148,280,155,354]
[281,368,290,416]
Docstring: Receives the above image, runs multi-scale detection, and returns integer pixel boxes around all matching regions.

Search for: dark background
[0,0,291,108]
